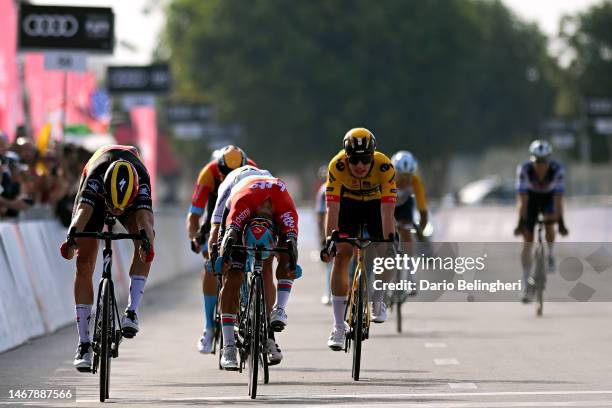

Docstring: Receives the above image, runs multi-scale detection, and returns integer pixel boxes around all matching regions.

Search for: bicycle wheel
[261,302,269,385]
[534,246,546,317]
[352,273,364,381]
[99,279,111,402]
[248,277,261,399]
[396,301,402,333]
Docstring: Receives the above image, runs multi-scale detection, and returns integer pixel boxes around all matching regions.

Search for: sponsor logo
[380,163,391,172]
[87,180,100,193]
[23,14,79,38]
[119,178,127,192]
[280,211,296,229]
[138,184,151,196]
[335,160,345,172]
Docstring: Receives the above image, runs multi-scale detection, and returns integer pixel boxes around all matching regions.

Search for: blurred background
[1,0,612,219]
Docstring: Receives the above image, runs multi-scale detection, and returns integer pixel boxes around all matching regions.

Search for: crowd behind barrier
[0,209,201,353]
[0,131,91,225]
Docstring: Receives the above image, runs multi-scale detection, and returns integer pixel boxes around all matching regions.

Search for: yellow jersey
[326,150,397,203]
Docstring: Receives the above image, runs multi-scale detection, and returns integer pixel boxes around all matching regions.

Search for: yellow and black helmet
[217,145,247,176]
[103,160,139,211]
[343,128,376,157]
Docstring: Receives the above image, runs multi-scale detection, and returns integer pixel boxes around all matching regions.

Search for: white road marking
[73,390,612,405]
[434,358,459,365]
[425,342,447,348]
[449,382,478,389]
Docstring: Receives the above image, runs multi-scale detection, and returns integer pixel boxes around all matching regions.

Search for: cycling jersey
[315,183,326,214]
[396,173,427,210]
[516,160,565,194]
[212,166,271,225]
[77,145,152,213]
[189,158,257,216]
[226,176,298,239]
[325,150,397,203]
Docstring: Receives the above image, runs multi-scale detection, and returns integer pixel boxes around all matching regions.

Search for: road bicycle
[69,216,151,402]
[326,227,394,381]
[222,238,296,398]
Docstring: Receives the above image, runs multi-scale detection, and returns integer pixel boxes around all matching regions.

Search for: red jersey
[226,176,298,239]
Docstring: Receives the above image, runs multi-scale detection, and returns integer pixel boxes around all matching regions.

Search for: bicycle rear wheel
[99,279,111,402]
[534,246,546,317]
[248,277,261,399]
[352,274,364,381]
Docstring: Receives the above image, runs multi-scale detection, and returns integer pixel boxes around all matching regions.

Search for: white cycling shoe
[220,345,239,370]
[270,307,287,332]
[371,301,388,323]
[265,338,283,365]
[327,325,346,351]
[121,310,139,338]
[73,342,92,372]
[197,330,214,354]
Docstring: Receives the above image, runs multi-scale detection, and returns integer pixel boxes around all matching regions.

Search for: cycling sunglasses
[347,155,373,165]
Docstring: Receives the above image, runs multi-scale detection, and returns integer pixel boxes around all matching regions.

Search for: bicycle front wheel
[248,277,261,399]
[352,275,364,381]
[99,279,111,402]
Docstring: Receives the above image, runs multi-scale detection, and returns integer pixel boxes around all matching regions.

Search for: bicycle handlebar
[69,227,151,252]
[222,237,297,271]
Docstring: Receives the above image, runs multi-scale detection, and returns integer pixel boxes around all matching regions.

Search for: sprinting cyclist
[60,145,155,372]
[187,145,256,353]
[208,165,285,365]
[216,176,299,370]
[514,140,569,302]
[390,151,428,241]
[320,128,397,350]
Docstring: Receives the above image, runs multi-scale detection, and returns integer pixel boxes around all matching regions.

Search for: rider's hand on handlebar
[320,236,336,263]
[558,217,569,236]
[60,241,76,260]
[139,244,154,263]
[190,236,201,254]
[513,219,525,237]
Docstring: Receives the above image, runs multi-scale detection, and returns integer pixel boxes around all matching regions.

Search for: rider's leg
[74,238,99,343]
[220,267,243,347]
[521,230,534,288]
[330,243,352,329]
[263,257,276,314]
[202,263,217,332]
[123,214,152,314]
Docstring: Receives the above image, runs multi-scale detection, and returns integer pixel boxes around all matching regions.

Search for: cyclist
[187,145,256,354]
[315,165,332,305]
[208,165,286,365]
[320,128,397,350]
[217,176,299,370]
[514,140,569,301]
[59,145,155,372]
[391,151,428,242]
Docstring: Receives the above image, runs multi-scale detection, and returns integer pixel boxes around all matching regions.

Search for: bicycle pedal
[76,366,91,373]
[121,328,137,338]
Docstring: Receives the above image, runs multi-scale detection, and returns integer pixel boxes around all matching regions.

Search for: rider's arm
[517,193,528,219]
[187,164,214,240]
[135,209,155,246]
[186,212,201,241]
[412,175,428,230]
[69,203,94,233]
[208,223,220,251]
[324,158,342,236]
[380,157,397,238]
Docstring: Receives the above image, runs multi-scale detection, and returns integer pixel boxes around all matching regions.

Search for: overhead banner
[107,64,171,94]
[18,5,114,53]
[166,103,214,124]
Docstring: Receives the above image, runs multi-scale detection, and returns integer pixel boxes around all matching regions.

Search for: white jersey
[211,165,271,225]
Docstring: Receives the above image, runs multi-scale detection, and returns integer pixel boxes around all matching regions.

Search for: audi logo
[23,14,79,38]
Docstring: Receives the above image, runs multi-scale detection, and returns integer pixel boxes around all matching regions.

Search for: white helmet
[529,140,552,159]
[391,150,418,174]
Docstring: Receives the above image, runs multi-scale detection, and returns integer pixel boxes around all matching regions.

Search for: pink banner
[130,107,158,204]
[0,0,21,141]
[23,55,103,140]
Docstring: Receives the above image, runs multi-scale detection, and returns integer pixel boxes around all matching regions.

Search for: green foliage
[162,0,556,168]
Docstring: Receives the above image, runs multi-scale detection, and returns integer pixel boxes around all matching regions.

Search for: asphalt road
[1,210,612,407]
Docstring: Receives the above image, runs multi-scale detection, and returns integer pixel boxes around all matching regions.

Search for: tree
[161,0,556,171]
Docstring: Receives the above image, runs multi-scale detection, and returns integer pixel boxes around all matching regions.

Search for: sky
[29,0,605,65]
[501,0,602,35]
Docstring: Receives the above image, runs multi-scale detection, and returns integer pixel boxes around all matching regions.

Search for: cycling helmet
[243,217,276,260]
[391,150,418,174]
[343,128,376,157]
[233,165,271,179]
[217,145,247,175]
[103,160,139,211]
[529,140,552,159]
